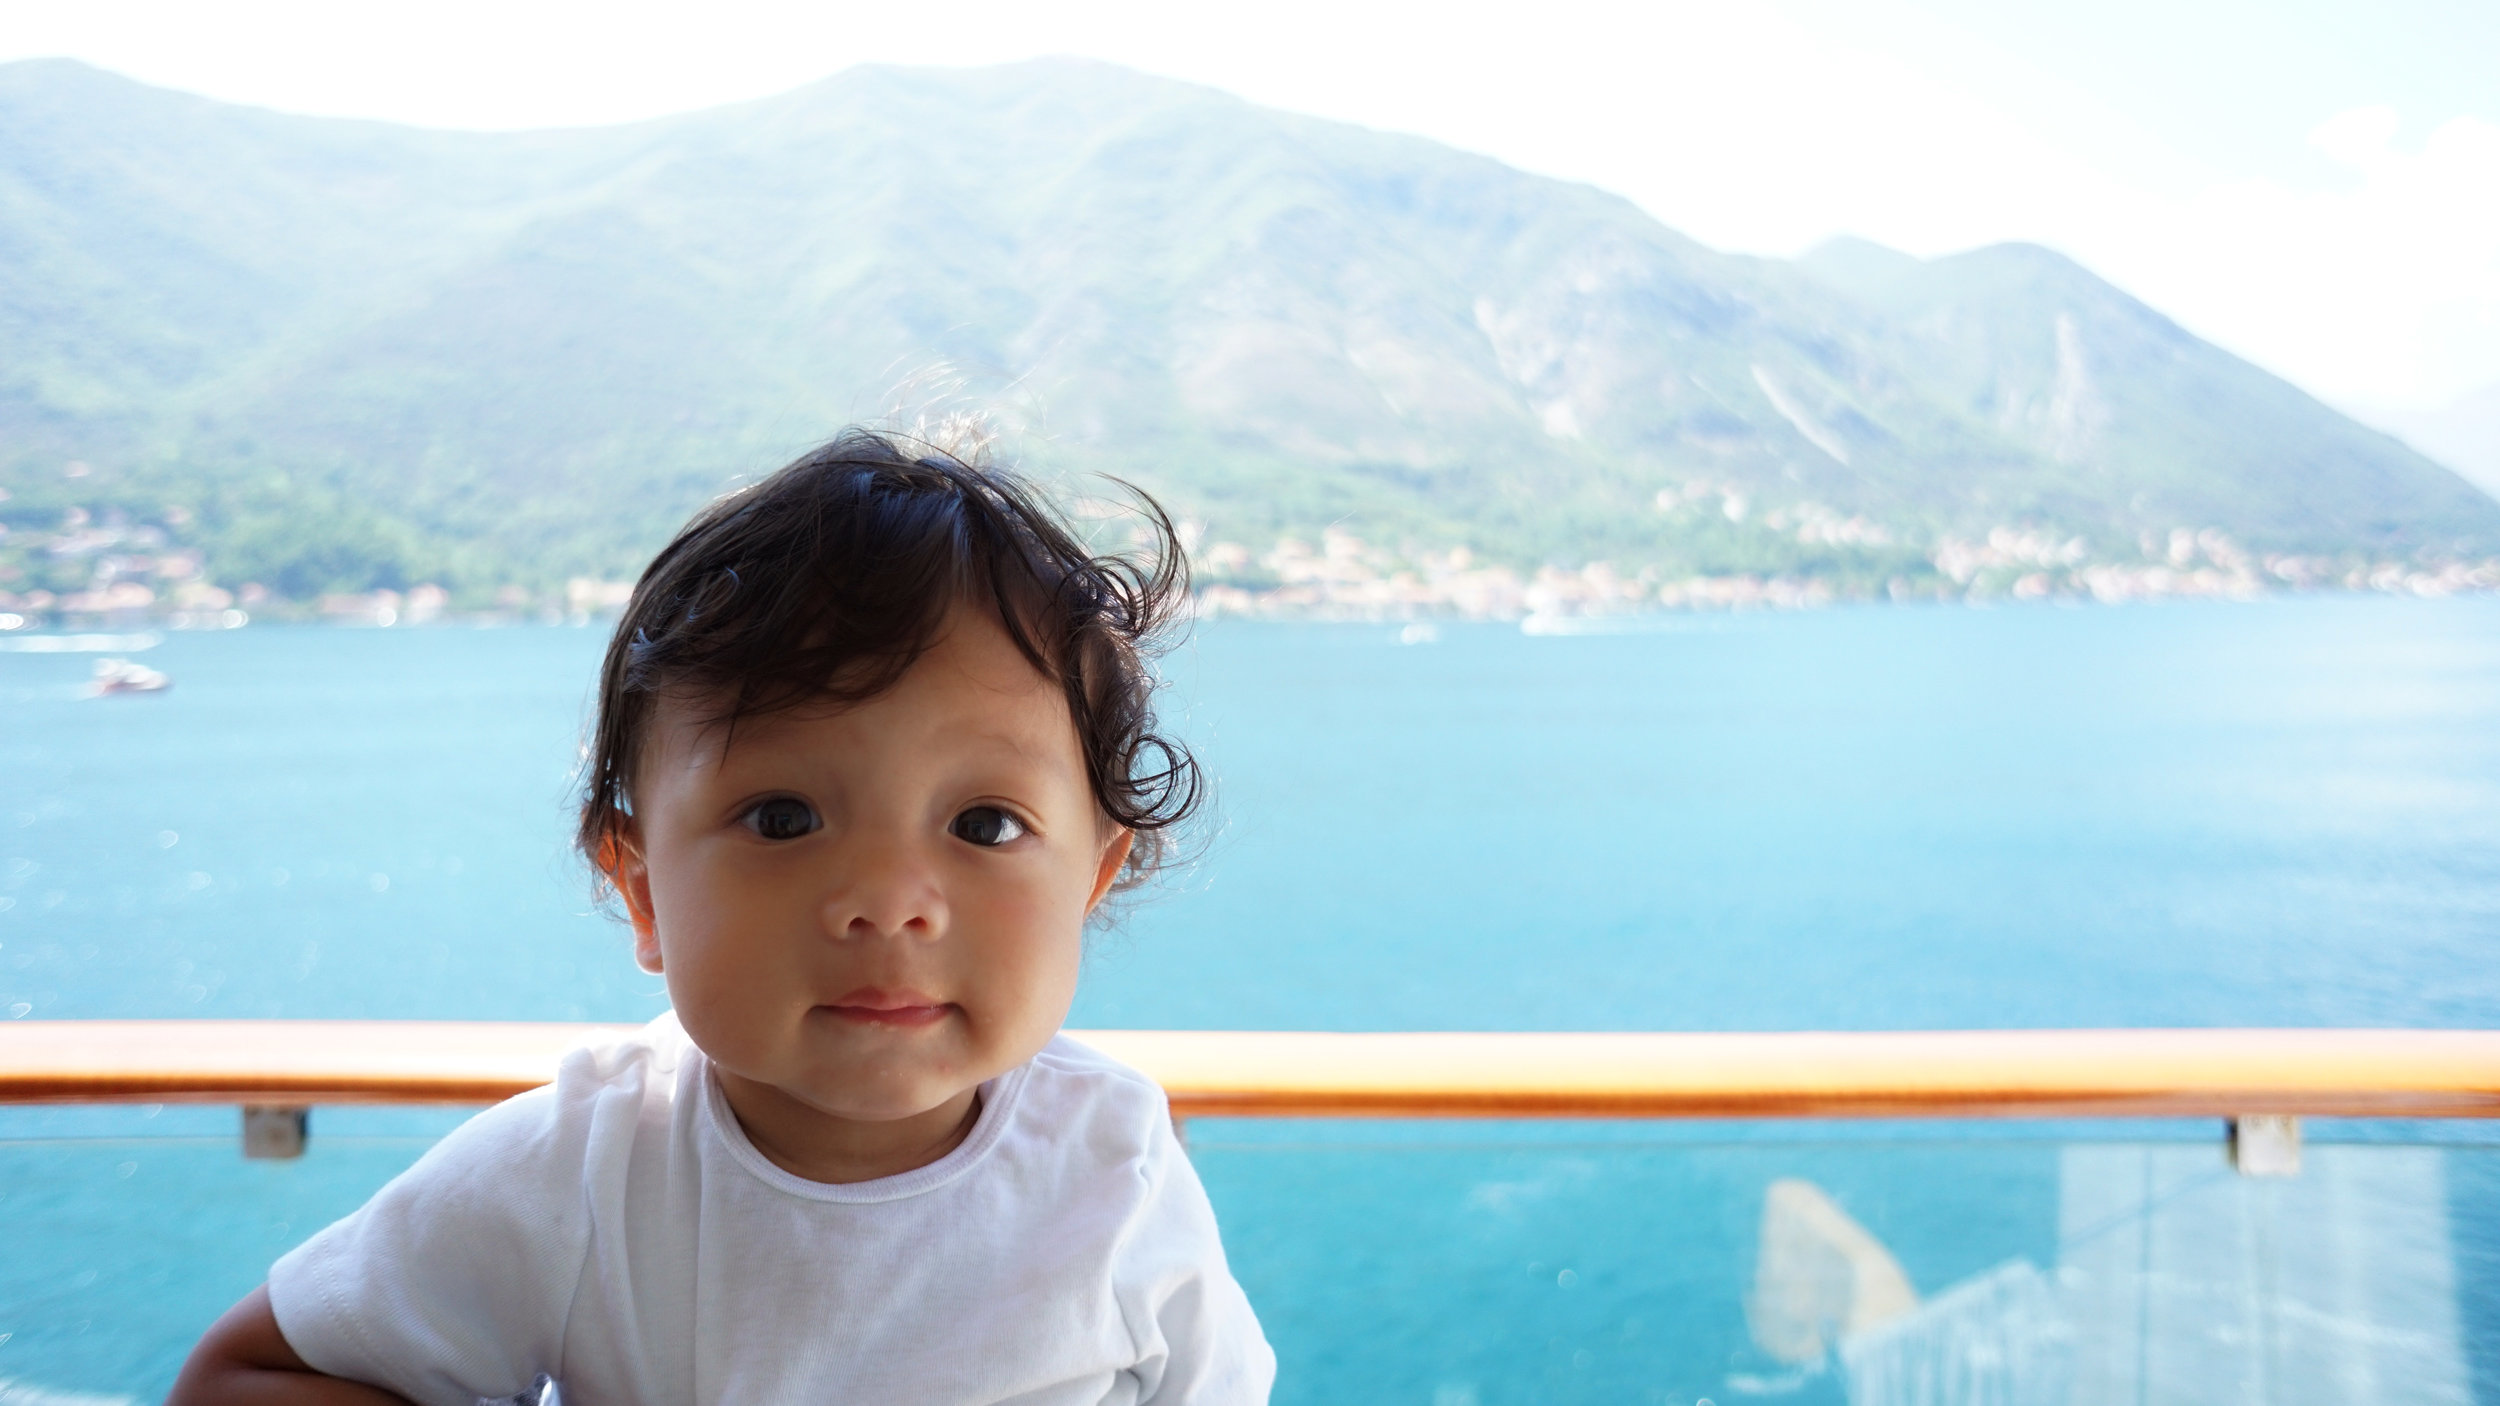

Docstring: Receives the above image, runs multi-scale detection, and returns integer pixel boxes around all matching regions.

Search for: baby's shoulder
[1015,1033,1178,1160]
[1028,1031,1170,1104]
[428,1013,690,1180]
[556,1011,697,1102]
[261,1027,693,1402]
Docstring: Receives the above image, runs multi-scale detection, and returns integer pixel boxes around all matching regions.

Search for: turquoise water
[3,597,2498,1400]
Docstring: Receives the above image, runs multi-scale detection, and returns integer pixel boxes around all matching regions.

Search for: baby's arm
[1125,1113,1276,1403]
[168,1284,413,1405]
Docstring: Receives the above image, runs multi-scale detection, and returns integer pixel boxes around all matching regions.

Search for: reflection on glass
[1741,1147,2468,1404]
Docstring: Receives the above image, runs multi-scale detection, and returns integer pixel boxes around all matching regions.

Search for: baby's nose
[841,909,939,942]
[821,848,947,941]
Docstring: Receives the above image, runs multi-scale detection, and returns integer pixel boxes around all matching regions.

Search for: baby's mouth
[821,987,954,1027]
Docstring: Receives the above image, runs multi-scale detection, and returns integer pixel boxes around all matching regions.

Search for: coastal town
[1195,525,2500,619]
[3,498,2495,634]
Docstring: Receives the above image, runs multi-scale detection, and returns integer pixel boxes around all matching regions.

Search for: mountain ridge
[1,57,2494,615]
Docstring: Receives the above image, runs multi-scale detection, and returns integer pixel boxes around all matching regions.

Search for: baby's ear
[599,828,664,972]
[1087,827,1135,912]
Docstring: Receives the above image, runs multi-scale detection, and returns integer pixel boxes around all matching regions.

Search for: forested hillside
[3,57,2494,616]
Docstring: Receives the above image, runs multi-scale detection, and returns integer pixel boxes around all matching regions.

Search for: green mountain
[2,57,2493,609]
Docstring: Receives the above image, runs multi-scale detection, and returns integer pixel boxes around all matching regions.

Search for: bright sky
[5,0,2496,412]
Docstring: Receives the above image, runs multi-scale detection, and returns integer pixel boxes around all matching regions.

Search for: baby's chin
[785,1043,1006,1119]
[702,1002,1062,1119]
[787,1067,985,1123]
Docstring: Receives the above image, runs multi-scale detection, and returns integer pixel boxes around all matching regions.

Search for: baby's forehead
[639,638,1079,776]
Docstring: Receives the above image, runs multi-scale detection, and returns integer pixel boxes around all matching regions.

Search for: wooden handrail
[3,1022,2498,1119]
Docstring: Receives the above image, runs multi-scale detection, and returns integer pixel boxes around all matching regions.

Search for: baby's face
[614,604,1129,1160]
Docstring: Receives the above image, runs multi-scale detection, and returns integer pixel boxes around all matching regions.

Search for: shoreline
[4,576,2499,642]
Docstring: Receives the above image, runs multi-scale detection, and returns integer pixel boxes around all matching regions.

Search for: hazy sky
[5,0,2495,412]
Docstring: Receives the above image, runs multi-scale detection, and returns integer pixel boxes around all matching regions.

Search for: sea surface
[3,597,2498,1402]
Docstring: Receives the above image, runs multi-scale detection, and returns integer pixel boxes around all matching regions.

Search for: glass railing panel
[1,1123,2493,1404]
[1186,1125,2500,1406]
[0,1112,470,1403]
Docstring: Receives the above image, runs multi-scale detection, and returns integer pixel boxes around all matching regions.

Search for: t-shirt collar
[694,1049,1033,1203]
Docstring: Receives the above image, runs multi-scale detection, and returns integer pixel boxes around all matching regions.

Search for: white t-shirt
[269,1015,1274,1406]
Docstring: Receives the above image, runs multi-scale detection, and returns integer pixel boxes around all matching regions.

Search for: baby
[169,431,1276,1404]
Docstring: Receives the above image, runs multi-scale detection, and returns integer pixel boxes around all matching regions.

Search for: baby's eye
[742,797,819,842]
[949,806,1029,848]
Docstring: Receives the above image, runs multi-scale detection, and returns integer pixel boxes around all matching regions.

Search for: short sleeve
[1118,1115,1277,1405]
[268,1085,592,1406]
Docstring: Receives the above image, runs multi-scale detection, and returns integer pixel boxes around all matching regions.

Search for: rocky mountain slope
[2,57,2493,610]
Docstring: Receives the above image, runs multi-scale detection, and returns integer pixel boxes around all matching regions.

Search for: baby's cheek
[965,912,1082,1029]
[1025,918,1088,1018]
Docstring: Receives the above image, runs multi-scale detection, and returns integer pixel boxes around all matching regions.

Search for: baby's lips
[824,985,947,1012]
[819,987,955,1026]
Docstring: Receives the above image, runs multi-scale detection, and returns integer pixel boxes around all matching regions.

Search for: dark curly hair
[576,428,1202,895]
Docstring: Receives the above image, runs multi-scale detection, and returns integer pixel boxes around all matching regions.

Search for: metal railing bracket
[243,1104,309,1159]
[2229,1113,2300,1176]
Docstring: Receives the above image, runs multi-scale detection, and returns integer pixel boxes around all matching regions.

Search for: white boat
[89,657,171,696]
